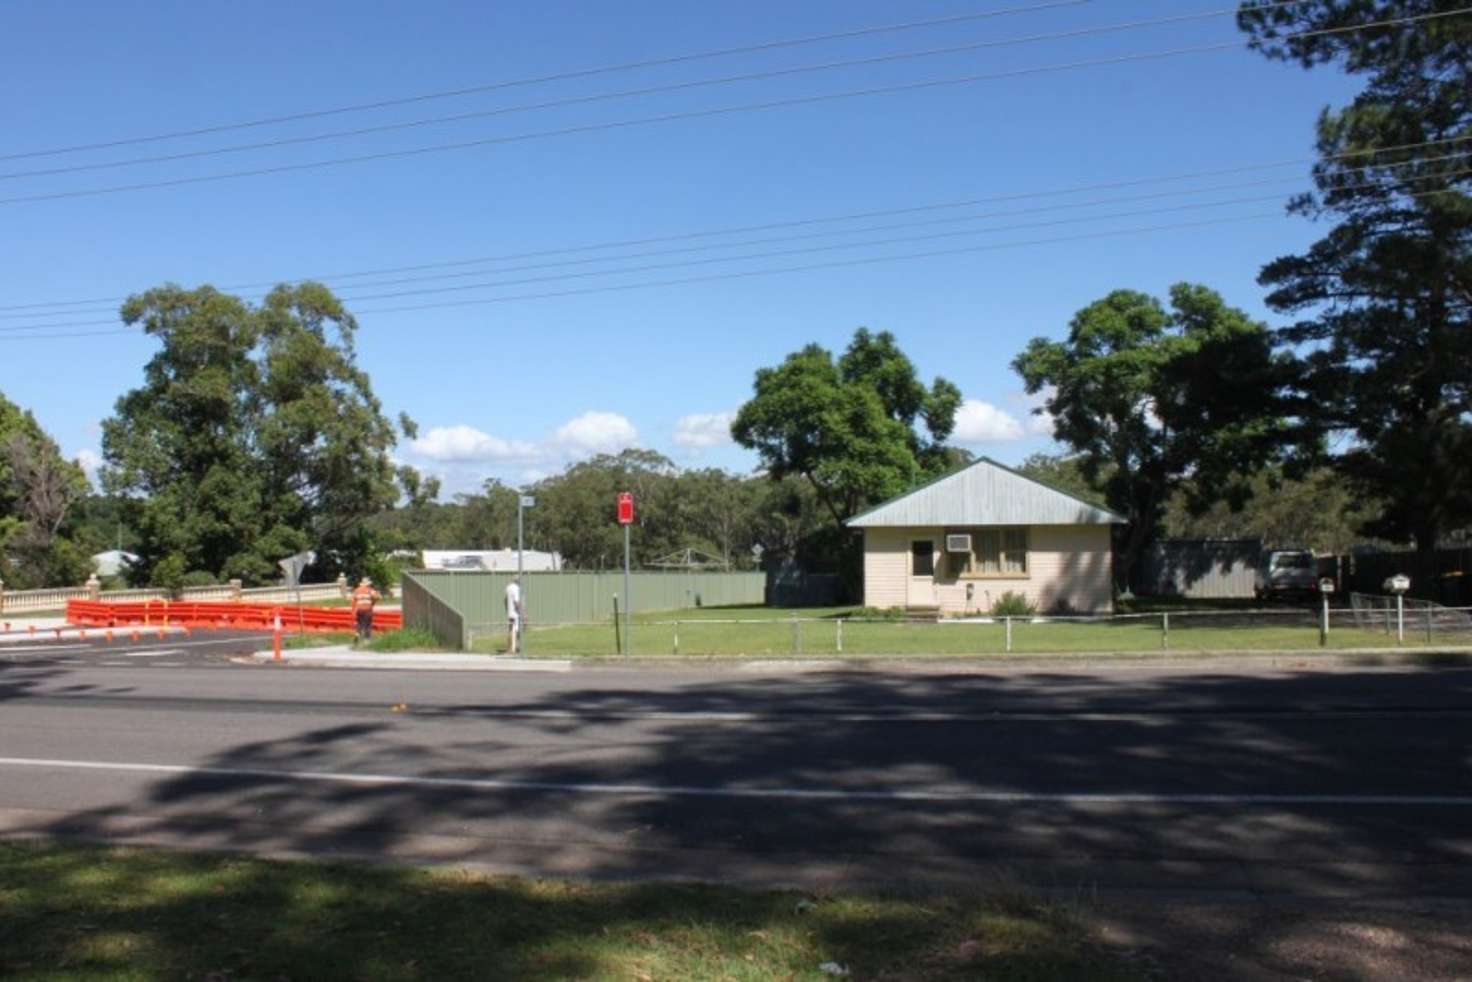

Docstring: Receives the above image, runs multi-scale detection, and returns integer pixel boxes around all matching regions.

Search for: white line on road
[1,756,1470,806]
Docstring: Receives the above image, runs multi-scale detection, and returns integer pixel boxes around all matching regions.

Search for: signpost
[518,495,534,653]
[618,492,634,656]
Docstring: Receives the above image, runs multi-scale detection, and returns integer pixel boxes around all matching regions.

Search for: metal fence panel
[1137,539,1261,599]
[402,570,766,636]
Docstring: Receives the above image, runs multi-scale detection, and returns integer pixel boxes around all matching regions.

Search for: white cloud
[408,425,539,464]
[952,399,1024,443]
[75,448,102,483]
[404,411,639,479]
[1027,407,1056,436]
[553,411,638,455]
[672,410,736,449]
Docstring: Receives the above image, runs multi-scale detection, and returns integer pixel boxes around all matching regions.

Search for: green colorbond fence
[402,570,765,649]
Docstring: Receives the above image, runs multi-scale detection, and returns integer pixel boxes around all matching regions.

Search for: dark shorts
[355,609,373,634]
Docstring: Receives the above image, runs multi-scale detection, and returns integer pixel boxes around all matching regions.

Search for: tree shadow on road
[9,664,1472,977]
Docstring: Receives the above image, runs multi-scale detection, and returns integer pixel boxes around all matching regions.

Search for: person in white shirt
[504,578,523,653]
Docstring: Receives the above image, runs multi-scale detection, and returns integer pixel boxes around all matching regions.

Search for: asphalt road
[2,647,1472,899]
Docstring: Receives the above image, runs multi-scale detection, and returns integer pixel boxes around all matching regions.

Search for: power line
[2,136,1464,316]
[3,175,1460,337]
[3,7,1461,208]
[0,2,1315,183]
[0,0,1090,163]
[0,213,1297,341]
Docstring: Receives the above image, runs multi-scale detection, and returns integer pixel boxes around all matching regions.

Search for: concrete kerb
[245,645,1472,673]
[248,647,572,672]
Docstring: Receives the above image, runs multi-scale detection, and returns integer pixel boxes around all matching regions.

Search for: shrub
[990,591,1036,617]
[179,570,219,588]
[850,606,907,621]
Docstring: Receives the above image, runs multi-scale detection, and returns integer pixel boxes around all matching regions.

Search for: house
[847,458,1122,615]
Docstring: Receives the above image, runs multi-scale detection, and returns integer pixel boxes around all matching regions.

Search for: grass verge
[470,607,1469,657]
[281,627,448,653]
[0,841,1132,981]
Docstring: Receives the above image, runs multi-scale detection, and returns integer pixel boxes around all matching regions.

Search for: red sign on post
[617,492,634,525]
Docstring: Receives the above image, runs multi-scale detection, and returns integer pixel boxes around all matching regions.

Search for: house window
[959,528,1028,577]
[910,540,934,577]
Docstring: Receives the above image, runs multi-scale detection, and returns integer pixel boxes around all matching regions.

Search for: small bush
[990,591,1037,617]
[850,606,907,621]
[1048,597,1079,617]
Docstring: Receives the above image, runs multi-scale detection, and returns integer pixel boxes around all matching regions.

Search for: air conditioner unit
[945,533,972,553]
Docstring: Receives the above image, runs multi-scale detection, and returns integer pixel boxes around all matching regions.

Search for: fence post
[1320,594,1329,648]
[836,618,843,653]
[612,596,622,656]
[673,619,680,656]
[1162,612,1169,650]
[1396,593,1405,645]
[1426,605,1433,644]
[792,613,801,654]
[1005,615,1012,653]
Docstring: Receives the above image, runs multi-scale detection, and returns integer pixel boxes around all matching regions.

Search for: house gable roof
[847,457,1123,528]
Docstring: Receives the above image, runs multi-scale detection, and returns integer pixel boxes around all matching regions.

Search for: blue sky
[1,0,1358,494]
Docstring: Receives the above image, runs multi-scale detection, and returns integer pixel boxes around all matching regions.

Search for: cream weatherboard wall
[861,524,1114,615]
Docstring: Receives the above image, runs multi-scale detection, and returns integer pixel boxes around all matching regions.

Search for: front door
[907,539,937,608]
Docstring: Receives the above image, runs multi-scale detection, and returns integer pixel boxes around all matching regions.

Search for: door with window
[907,539,938,607]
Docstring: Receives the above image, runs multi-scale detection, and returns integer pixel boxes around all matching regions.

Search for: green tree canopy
[1013,284,1287,590]
[101,283,416,585]
[1239,0,1472,549]
[0,391,90,587]
[731,329,960,528]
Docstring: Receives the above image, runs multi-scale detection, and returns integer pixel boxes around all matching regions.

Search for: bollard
[106,630,114,643]
[1162,612,1169,650]
[836,618,843,653]
[792,614,801,654]
[272,610,283,662]
[673,620,680,656]
[1005,616,1012,653]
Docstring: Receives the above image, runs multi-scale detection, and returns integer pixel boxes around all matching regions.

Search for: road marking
[0,756,1470,806]
[121,649,180,658]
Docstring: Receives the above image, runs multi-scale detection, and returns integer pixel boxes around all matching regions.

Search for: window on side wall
[961,528,1028,577]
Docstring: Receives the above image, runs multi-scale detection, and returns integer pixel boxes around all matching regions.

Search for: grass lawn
[468,604,1472,657]
[0,841,1133,981]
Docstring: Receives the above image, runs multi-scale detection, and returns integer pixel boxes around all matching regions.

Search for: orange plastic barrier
[66,598,402,634]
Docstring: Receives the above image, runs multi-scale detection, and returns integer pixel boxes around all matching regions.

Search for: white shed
[847,458,1122,615]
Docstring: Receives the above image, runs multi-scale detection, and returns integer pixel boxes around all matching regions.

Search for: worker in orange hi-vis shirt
[351,577,381,646]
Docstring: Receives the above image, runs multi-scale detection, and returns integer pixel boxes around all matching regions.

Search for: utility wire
[2,6,1461,207]
[0,0,1090,162]
[0,2,1316,182]
[0,213,1313,341]
[2,136,1464,316]
[3,173,1461,336]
